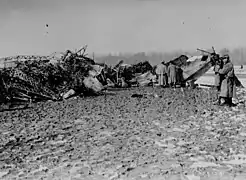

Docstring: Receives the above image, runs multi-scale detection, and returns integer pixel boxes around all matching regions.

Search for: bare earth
[0,87,246,180]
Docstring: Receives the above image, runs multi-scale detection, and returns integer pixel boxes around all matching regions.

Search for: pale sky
[0,0,246,57]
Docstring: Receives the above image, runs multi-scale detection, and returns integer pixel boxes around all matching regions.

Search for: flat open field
[0,87,246,180]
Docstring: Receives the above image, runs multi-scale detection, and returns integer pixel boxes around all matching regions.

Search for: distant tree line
[95,47,246,66]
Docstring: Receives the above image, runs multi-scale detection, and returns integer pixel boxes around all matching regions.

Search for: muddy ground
[0,87,246,180]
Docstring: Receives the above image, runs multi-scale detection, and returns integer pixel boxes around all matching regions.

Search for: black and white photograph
[0,0,246,179]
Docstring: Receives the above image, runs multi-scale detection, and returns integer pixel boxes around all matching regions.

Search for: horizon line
[0,46,245,59]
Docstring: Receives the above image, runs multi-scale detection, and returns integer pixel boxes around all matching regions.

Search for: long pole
[241,48,243,65]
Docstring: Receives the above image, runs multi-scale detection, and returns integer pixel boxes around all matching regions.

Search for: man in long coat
[214,60,222,91]
[217,54,236,106]
[168,62,177,88]
[155,61,168,87]
[162,62,168,87]
[176,66,184,86]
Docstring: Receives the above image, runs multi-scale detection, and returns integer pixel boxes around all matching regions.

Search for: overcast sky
[0,0,245,57]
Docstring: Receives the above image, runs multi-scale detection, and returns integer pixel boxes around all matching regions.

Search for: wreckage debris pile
[0,50,102,103]
[0,51,158,104]
[60,52,95,92]
[15,60,68,92]
[119,61,153,81]
[129,61,152,74]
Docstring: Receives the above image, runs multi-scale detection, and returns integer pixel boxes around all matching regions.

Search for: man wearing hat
[217,54,236,106]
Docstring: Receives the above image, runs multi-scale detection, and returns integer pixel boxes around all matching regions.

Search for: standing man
[162,62,168,87]
[155,61,167,87]
[176,66,184,87]
[213,59,223,104]
[214,60,223,91]
[168,62,177,88]
[217,54,236,106]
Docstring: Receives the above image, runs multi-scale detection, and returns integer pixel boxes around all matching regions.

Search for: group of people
[214,54,236,107]
[155,54,236,107]
[155,61,183,88]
